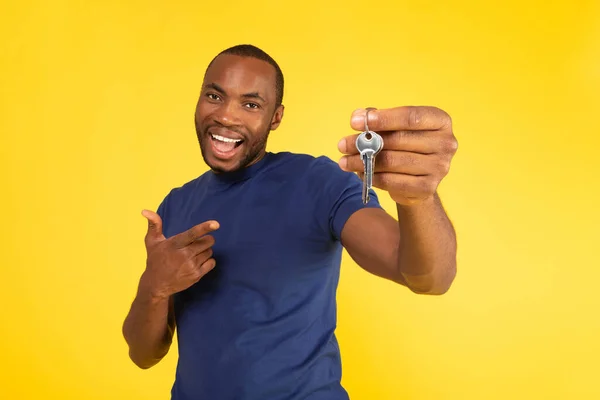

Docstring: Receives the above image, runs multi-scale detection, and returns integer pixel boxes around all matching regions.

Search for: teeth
[211,134,242,143]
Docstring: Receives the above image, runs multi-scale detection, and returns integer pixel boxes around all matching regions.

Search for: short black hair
[207,44,284,106]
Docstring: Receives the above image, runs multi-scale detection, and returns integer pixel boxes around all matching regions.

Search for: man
[122,44,458,399]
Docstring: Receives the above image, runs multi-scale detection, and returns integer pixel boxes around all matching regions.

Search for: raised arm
[341,195,456,295]
[337,106,459,294]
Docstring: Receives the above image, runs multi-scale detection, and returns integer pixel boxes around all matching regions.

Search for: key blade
[364,152,374,203]
[362,152,369,203]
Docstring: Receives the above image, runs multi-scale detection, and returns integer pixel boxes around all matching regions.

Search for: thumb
[142,209,165,245]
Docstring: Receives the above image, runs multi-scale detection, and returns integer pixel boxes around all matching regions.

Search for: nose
[212,100,242,127]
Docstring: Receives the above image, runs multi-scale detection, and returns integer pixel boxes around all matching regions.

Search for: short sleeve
[155,189,173,237]
[156,195,168,220]
[308,156,383,241]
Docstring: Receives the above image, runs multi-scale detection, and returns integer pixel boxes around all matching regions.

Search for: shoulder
[305,154,363,189]
[268,152,364,199]
[275,152,382,241]
[271,151,368,202]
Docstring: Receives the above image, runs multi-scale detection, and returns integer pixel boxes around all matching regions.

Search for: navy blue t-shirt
[156,151,382,400]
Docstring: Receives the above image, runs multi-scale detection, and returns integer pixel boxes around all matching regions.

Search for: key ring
[364,107,376,132]
[365,107,377,140]
[364,107,377,139]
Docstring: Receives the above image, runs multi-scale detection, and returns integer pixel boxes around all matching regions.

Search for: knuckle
[180,246,193,259]
[185,258,196,270]
[191,260,203,275]
[199,258,215,275]
[190,269,203,282]
[423,179,437,194]
[184,260,199,278]
[198,262,212,277]
[436,157,450,174]
[391,130,406,147]
[187,229,198,242]
[196,249,212,265]
[379,151,393,170]
[194,235,212,250]
[444,136,458,153]
[193,224,210,237]
[406,153,418,166]
[204,234,215,247]
[407,106,421,129]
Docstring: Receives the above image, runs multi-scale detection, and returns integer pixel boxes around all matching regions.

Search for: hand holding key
[140,210,220,300]
[338,106,458,206]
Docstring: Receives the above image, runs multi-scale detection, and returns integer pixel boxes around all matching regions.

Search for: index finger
[171,220,220,248]
[350,106,451,132]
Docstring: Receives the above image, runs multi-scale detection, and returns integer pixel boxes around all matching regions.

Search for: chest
[164,178,335,278]
[165,175,343,323]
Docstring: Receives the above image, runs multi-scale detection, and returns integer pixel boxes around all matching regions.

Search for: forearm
[122,272,174,369]
[396,192,457,294]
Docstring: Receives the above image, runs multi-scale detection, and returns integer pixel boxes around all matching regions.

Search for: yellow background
[2,0,599,399]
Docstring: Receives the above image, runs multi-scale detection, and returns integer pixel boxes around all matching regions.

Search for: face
[195,54,284,173]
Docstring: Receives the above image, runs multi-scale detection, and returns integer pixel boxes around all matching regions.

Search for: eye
[245,103,260,109]
[206,93,221,101]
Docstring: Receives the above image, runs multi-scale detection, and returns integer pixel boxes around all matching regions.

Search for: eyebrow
[241,92,266,103]
[204,82,226,94]
[204,82,267,103]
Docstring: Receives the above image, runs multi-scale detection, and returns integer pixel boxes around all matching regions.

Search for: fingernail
[210,222,219,230]
[337,138,346,153]
[339,157,347,170]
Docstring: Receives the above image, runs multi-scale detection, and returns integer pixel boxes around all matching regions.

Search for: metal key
[355,108,384,204]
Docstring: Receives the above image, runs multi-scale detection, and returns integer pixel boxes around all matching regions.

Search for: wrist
[395,193,437,215]
[138,271,170,303]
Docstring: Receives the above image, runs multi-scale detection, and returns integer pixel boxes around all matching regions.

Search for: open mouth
[209,133,244,158]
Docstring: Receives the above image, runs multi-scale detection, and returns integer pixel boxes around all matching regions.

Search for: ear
[270,104,285,130]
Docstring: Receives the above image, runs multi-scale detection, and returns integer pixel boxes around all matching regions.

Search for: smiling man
[122,44,458,400]
[196,51,284,173]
